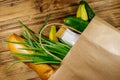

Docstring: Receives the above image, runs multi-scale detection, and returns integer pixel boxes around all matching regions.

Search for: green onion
[6,14,72,67]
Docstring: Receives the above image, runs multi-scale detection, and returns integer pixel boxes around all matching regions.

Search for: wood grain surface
[0,0,120,80]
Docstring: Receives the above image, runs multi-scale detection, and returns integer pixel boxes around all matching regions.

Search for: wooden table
[0,0,120,80]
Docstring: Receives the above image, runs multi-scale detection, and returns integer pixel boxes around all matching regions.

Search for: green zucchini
[64,17,89,32]
[80,0,95,21]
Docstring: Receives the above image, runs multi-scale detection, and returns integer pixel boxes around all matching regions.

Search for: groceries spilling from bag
[5,0,95,80]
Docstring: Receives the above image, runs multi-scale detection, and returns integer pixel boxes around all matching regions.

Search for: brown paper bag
[49,16,120,80]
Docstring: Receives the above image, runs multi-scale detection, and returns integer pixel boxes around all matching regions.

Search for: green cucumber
[64,17,89,32]
[80,0,95,20]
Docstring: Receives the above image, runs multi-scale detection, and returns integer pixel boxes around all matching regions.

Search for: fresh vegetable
[5,1,95,79]
[64,16,89,32]
[65,0,95,32]
[76,4,82,19]
[76,3,88,21]
[49,25,58,42]
[80,0,95,20]
[7,33,54,80]
[6,15,72,80]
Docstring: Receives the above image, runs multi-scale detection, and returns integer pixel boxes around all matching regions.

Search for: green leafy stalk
[4,40,26,44]
[12,53,60,64]
[7,60,33,69]
[38,14,51,33]
[19,20,62,61]
[6,14,71,68]
[38,15,63,61]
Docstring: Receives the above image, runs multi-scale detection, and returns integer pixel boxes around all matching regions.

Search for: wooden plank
[0,0,39,21]
[0,51,41,80]
[0,5,77,32]
[90,0,120,27]
[0,0,119,32]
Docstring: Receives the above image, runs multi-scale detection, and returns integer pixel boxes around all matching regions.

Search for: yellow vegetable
[76,4,88,21]
[49,25,58,42]
[81,4,88,21]
[76,4,82,18]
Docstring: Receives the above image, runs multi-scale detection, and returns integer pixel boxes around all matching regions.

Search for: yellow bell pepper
[49,25,58,42]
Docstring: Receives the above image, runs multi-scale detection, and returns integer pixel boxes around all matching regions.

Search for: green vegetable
[80,0,95,21]
[6,15,72,66]
[18,21,71,62]
[64,16,89,32]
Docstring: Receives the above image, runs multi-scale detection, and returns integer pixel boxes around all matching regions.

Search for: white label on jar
[61,29,80,45]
